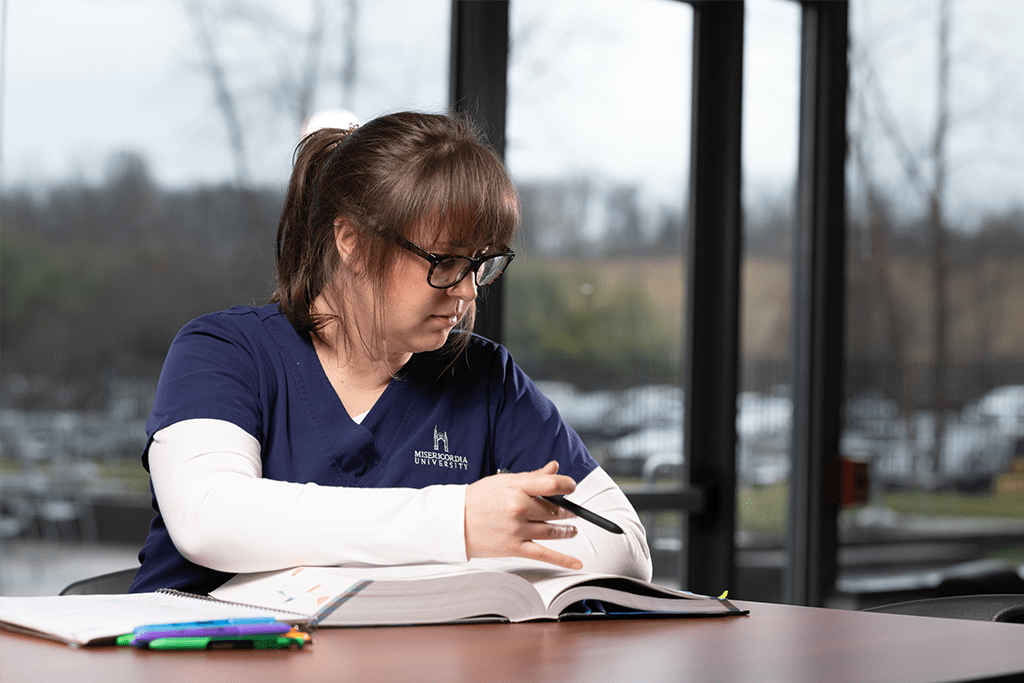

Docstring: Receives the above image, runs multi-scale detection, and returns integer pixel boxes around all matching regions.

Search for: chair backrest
[59,568,138,596]
[864,594,1024,623]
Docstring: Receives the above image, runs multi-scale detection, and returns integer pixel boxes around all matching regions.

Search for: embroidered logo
[415,425,468,470]
[433,426,449,452]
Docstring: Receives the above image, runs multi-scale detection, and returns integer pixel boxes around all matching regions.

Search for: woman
[129,111,652,594]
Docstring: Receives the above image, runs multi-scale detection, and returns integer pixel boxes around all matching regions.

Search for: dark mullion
[785,0,849,607]
[449,0,510,344]
[682,0,745,596]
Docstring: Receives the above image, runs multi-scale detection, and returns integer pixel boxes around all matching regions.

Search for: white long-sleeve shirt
[150,418,653,581]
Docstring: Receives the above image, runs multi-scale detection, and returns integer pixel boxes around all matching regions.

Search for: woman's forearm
[534,467,654,581]
[149,419,468,572]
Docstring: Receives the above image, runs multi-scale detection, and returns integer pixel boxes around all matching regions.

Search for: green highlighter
[145,633,309,650]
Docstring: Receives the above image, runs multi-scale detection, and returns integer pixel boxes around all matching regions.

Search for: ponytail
[273,125,359,336]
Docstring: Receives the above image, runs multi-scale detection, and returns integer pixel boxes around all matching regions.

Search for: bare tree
[340,0,359,109]
[851,0,954,477]
[245,0,330,132]
[184,0,252,190]
[926,0,951,476]
[293,0,327,131]
[851,132,914,433]
[182,0,360,183]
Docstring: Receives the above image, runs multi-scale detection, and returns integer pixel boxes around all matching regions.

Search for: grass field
[737,483,1024,534]
[517,252,1024,361]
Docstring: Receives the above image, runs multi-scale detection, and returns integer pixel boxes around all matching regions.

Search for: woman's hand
[464,461,583,570]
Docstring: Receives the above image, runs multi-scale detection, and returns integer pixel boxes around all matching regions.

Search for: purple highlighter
[130,621,293,647]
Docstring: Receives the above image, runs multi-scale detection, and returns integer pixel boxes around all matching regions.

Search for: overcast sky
[2,0,1021,224]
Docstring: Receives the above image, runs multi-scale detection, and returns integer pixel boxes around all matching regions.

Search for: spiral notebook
[0,589,310,647]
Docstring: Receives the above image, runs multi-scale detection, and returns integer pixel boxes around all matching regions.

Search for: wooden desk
[2,600,1022,683]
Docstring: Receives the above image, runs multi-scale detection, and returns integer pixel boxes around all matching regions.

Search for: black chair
[932,559,1024,597]
[59,568,138,596]
[864,594,1024,623]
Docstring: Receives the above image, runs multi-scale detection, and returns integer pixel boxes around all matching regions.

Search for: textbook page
[210,559,740,626]
[210,561,550,625]
[465,559,730,616]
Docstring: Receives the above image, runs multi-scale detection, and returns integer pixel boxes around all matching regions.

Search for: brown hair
[271,111,520,360]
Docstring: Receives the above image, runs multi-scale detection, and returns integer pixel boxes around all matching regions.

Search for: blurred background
[2,0,1022,602]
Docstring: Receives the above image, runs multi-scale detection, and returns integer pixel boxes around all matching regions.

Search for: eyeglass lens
[431,255,509,288]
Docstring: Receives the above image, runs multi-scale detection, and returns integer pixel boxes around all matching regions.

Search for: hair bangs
[397,140,520,251]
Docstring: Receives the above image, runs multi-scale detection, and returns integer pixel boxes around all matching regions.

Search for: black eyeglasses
[396,237,515,289]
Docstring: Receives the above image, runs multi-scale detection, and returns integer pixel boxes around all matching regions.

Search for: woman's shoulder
[462,331,506,357]
[179,303,285,336]
[447,332,515,373]
[169,304,297,360]
[403,333,507,382]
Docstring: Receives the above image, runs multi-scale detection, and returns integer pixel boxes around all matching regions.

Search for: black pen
[497,469,624,534]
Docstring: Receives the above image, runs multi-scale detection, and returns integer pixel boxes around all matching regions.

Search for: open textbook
[0,559,745,646]
[209,558,745,626]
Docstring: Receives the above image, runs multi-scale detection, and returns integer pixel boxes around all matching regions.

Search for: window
[506,0,693,585]
[0,0,451,595]
[838,0,1024,607]
[736,0,801,596]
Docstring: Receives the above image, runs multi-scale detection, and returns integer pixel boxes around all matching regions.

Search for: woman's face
[376,230,479,358]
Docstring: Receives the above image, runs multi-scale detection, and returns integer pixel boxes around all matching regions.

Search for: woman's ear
[333,216,360,272]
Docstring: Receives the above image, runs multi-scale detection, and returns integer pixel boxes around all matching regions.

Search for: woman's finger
[516,540,583,570]
[516,463,577,499]
[522,520,578,541]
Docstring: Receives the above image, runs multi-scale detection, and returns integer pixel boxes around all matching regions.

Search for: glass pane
[840,0,1024,609]
[0,0,449,595]
[737,0,801,602]
[506,0,692,585]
